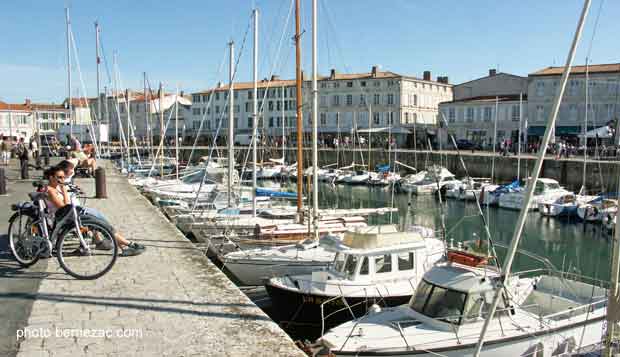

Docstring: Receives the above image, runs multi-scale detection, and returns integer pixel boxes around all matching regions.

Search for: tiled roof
[530,63,620,76]
[440,94,526,105]
[0,102,30,111]
[193,70,445,95]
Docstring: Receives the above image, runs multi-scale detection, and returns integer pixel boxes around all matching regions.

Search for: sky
[0,0,618,104]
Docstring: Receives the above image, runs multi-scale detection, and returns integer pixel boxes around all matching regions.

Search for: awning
[580,125,613,138]
[555,126,581,135]
[528,126,546,136]
[356,127,411,134]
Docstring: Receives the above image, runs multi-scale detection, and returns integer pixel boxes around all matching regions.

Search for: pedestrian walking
[16,137,29,179]
[0,136,9,166]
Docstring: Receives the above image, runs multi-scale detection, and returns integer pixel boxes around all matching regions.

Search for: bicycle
[8,182,118,280]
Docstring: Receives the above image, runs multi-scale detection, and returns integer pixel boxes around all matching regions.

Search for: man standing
[16,137,29,179]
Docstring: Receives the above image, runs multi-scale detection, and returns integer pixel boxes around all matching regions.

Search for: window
[359,257,369,275]
[375,254,392,273]
[569,80,579,96]
[320,96,327,107]
[404,112,409,123]
[388,112,394,125]
[373,81,381,87]
[398,252,414,270]
[284,101,289,111]
[277,101,281,111]
[608,81,618,95]
[410,280,467,324]
[234,91,238,99]
[511,105,520,121]
[387,94,394,105]
[448,108,456,122]
[202,107,206,114]
[536,105,544,121]
[346,95,353,106]
[373,94,381,105]
[245,102,251,112]
[333,82,340,88]
[206,120,211,129]
[215,92,220,100]
[234,105,240,113]
[215,105,220,114]
[387,80,395,87]
[192,94,201,103]
[207,107,211,115]
[569,104,578,121]
[203,94,210,102]
[277,117,281,126]
[332,95,340,106]
[346,81,353,87]
[247,90,252,100]
[269,117,274,127]
[320,82,327,89]
[192,108,200,115]
[413,94,418,106]
[247,118,252,128]
[359,94,366,106]
[333,253,346,272]
[373,112,380,125]
[320,113,327,126]
[268,101,274,111]
[484,107,492,122]
[466,107,474,122]
[536,81,545,97]
[360,81,366,87]
[344,255,359,277]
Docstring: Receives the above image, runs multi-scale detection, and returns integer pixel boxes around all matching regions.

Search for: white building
[0,100,35,140]
[439,70,528,147]
[189,66,453,146]
[527,63,620,143]
[89,91,192,143]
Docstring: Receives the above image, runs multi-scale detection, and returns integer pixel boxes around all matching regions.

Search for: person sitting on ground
[44,165,145,257]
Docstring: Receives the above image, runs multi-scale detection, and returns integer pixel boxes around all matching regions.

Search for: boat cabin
[325,225,443,282]
[532,178,562,195]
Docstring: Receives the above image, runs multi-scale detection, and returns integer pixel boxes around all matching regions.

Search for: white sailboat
[498,178,570,210]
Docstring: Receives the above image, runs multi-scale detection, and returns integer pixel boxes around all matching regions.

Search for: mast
[175,86,179,180]
[473,1,591,355]
[311,0,319,239]
[581,59,589,195]
[282,85,285,160]
[228,41,235,208]
[95,21,101,140]
[607,96,620,357]
[368,104,372,171]
[517,92,522,181]
[159,83,164,178]
[252,9,258,217]
[294,0,304,220]
[143,73,151,158]
[65,7,73,138]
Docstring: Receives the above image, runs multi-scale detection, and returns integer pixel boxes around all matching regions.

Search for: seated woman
[44,165,145,257]
[71,150,97,176]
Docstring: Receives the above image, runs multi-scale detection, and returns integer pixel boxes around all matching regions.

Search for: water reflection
[308,182,613,282]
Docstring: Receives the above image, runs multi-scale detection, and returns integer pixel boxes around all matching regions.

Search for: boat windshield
[333,253,347,272]
[410,280,466,324]
[183,171,204,184]
[545,182,561,190]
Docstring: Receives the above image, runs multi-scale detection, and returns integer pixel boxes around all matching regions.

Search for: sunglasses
[55,176,65,180]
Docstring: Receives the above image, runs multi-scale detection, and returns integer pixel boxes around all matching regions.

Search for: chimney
[271,74,280,81]
[217,81,223,88]
[180,91,184,97]
[423,71,431,81]
[489,69,497,77]
[443,76,449,84]
[371,65,378,78]
[24,99,31,106]
[330,69,336,80]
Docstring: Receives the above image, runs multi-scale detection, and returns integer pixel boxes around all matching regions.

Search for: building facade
[527,63,620,142]
[439,70,528,147]
[89,91,192,143]
[189,66,453,145]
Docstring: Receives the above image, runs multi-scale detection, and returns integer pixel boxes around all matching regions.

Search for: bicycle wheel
[56,219,118,280]
[8,213,43,267]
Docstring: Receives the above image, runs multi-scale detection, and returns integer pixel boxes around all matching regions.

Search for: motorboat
[480,180,519,206]
[408,167,460,195]
[498,178,570,210]
[223,235,341,286]
[368,171,401,186]
[397,171,427,193]
[264,224,445,329]
[311,243,607,357]
[577,197,618,222]
[538,193,598,218]
[317,168,343,183]
[341,170,371,185]
[256,158,286,179]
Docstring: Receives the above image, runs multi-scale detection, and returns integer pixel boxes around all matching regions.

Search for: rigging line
[258,0,288,76]
[97,30,115,88]
[68,27,101,157]
[585,0,605,59]
[113,56,143,165]
[187,45,229,165]
[238,1,294,185]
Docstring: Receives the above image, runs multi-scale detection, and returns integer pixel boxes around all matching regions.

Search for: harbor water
[223,181,614,341]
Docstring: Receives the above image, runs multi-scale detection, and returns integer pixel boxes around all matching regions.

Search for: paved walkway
[0,161,49,357]
[6,161,304,357]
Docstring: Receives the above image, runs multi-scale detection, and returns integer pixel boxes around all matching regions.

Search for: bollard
[0,168,6,195]
[95,167,107,199]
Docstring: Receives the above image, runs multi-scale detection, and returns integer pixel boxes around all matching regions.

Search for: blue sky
[0,0,618,103]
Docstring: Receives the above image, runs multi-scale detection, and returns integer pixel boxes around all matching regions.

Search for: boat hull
[265,283,411,329]
[224,259,329,286]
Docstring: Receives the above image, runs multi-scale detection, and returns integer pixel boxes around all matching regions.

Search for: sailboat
[311,3,610,355]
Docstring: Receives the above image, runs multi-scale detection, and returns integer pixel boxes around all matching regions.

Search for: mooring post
[95,167,107,199]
